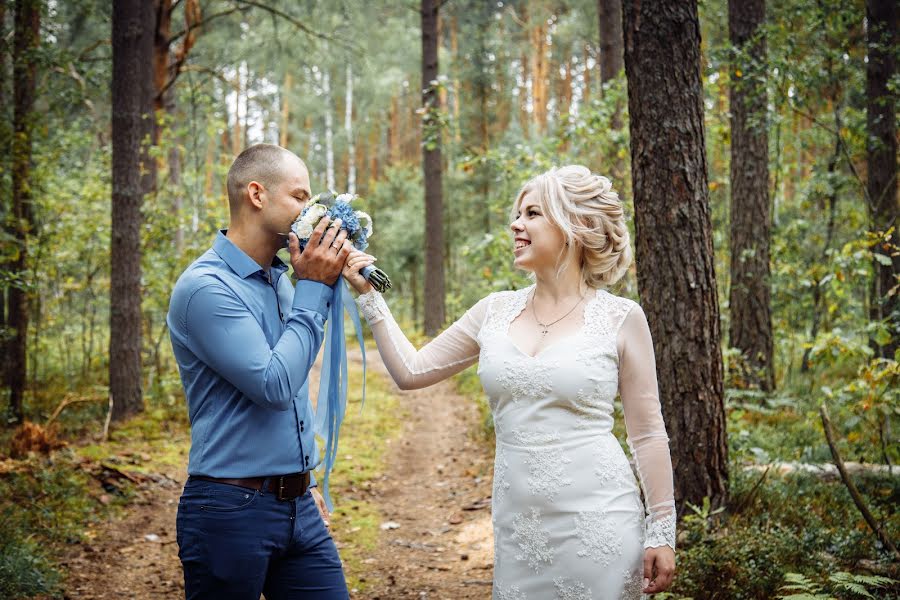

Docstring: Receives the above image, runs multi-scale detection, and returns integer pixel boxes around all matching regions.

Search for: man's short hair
[226,144,298,210]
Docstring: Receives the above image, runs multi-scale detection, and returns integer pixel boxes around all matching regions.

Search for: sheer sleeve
[616,303,676,550]
[355,290,488,390]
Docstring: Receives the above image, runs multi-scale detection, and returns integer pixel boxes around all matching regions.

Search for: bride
[342,165,676,598]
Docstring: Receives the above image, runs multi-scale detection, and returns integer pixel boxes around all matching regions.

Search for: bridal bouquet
[289,190,392,292]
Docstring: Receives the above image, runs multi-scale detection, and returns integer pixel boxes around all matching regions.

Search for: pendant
[540,328,549,337]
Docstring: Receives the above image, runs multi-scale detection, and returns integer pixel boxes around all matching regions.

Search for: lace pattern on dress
[574,510,624,566]
[493,445,511,503]
[644,510,676,550]
[554,578,593,600]
[356,290,389,324]
[512,507,554,573]
[512,429,573,501]
[495,582,528,600]
[497,356,558,400]
[582,290,635,350]
[620,568,645,600]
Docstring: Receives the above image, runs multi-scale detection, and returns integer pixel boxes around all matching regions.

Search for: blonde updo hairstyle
[512,165,632,288]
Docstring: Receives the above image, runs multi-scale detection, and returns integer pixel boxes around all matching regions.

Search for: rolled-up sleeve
[184,279,331,411]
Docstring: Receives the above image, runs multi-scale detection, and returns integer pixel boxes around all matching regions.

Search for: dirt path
[351,354,494,600]
[61,351,495,599]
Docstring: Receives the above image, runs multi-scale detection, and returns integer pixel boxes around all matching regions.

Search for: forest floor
[59,350,496,600]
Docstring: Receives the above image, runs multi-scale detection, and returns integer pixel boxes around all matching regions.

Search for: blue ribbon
[314,277,367,510]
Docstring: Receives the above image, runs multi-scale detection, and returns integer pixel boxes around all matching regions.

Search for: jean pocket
[200,486,260,513]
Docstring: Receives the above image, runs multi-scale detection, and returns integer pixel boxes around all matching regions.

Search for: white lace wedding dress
[356,285,676,599]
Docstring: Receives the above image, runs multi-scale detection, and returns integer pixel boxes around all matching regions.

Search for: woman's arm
[617,304,677,594]
[356,291,489,390]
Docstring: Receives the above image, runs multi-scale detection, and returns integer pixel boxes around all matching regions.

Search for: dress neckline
[503,286,603,359]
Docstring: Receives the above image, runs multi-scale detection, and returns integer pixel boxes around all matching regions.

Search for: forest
[0,0,897,598]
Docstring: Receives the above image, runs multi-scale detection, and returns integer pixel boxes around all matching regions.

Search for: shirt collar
[213,230,288,280]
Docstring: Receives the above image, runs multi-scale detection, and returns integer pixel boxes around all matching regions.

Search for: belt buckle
[276,475,288,501]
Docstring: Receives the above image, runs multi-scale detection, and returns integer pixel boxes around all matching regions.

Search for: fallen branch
[820,403,900,560]
[45,393,106,427]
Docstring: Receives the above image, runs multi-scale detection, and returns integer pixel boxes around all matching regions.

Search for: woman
[344,165,676,598]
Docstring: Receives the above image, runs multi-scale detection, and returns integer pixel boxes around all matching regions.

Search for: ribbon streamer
[314,277,367,510]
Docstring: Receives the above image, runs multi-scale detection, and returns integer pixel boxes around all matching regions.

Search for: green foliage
[670,466,899,599]
[778,571,897,599]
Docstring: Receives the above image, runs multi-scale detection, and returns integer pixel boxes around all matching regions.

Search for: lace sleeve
[356,291,488,390]
[616,303,676,550]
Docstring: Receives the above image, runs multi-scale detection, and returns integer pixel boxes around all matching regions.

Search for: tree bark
[623,0,728,513]
[728,0,774,391]
[0,0,10,415]
[422,0,445,336]
[598,0,624,85]
[280,71,292,148]
[7,0,40,424]
[866,0,899,358]
[111,0,154,421]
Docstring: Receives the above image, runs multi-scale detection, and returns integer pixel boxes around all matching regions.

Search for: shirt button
[326,301,331,308]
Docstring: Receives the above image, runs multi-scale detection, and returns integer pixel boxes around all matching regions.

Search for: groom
[167,143,353,599]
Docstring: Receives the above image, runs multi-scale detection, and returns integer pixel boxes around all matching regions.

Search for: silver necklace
[531,290,585,338]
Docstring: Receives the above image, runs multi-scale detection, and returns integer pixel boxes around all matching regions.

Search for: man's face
[262,156,312,234]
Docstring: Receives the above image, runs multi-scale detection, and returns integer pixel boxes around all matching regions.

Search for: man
[167,143,353,599]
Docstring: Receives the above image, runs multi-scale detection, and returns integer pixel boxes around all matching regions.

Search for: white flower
[294,219,314,239]
[335,193,355,205]
[356,211,373,237]
[305,203,327,222]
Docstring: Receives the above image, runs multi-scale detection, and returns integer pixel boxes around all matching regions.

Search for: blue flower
[327,201,361,235]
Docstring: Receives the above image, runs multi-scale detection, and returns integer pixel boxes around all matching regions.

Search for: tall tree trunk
[866,0,899,358]
[728,0,774,391]
[111,0,154,421]
[449,15,461,143]
[323,68,335,190]
[280,71,292,148]
[0,0,10,414]
[422,0,445,335]
[623,0,728,514]
[7,0,40,424]
[345,63,355,195]
[598,0,624,85]
[598,0,624,129]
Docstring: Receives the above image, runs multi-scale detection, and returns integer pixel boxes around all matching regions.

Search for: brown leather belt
[191,472,310,501]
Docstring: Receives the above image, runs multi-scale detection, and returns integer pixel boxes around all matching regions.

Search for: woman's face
[510,190,567,272]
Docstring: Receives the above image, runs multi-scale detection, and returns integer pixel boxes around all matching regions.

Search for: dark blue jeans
[176,477,348,599]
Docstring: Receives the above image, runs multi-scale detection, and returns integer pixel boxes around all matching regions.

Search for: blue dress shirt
[167,231,333,478]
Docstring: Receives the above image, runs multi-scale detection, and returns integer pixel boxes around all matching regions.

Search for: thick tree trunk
[422,0,445,336]
[866,0,899,358]
[0,0,10,414]
[623,0,728,514]
[728,0,774,391]
[111,0,154,421]
[7,0,40,424]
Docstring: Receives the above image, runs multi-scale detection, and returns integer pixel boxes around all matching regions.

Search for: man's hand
[642,546,675,594]
[311,488,330,528]
[343,249,377,294]
[290,217,352,286]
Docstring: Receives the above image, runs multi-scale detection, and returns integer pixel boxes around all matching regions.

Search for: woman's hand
[343,249,376,294]
[642,545,675,594]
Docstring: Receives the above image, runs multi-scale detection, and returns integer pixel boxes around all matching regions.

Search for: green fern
[778,571,897,600]
[828,572,896,598]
